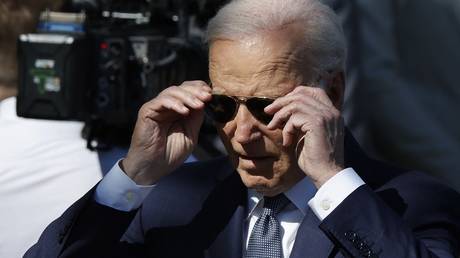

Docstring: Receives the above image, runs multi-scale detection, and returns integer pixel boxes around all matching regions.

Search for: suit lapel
[290,208,335,258]
[203,171,247,258]
[205,201,246,258]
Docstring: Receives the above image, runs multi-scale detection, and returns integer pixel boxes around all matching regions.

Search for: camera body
[17,0,211,147]
[18,33,90,121]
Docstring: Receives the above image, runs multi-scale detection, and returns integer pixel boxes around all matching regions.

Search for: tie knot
[262,194,290,215]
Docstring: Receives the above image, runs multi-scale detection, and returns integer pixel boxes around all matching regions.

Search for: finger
[267,101,321,130]
[296,86,334,106]
[282,113,312,146]
[282,119,296,146]
[267,104,294,130]
[139,95,190,123]
[180,83,212,102]
[291,86,334,107]
[162,86,207,109]
[265,88,331,115]
[155,95,190,115]
[180,80,212,97]
[181,80,211,88]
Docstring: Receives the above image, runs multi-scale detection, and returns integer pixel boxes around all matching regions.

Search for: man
[25,0,460,257]
[327,0,460,191]
[0,1,103,257]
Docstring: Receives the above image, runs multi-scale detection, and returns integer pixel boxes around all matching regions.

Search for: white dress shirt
[244,168,364,257]
[95,163,365,257]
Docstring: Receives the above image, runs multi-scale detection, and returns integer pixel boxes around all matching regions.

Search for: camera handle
[139,50,178,88]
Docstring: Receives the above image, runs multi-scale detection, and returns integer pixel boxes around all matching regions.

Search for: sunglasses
[205,94,275,124]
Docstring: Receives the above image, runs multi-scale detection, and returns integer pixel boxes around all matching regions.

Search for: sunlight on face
[209,27,311,196]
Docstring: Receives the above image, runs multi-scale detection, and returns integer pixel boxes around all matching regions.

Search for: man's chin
[252,185,286,197]
[237,169,283,195]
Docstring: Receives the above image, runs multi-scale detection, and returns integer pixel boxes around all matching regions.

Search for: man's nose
[233,105,262,144]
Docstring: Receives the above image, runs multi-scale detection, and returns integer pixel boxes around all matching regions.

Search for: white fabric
[308,168,365,220]
[95,161,154,211]
[0,97,102,258]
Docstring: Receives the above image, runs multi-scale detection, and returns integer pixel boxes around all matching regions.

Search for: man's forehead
[208,33,309,97]
[211,82,297,98]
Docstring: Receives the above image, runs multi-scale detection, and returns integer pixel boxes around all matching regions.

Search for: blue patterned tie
[246,194,290,258]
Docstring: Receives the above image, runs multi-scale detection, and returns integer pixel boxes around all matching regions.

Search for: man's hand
[122,81,212,185]
[265,86,344,189]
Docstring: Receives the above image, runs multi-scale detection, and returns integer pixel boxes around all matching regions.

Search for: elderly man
[26,0,460,257]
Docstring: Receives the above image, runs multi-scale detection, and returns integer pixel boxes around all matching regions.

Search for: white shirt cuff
[94,160,155,212]
[308,168,365,220]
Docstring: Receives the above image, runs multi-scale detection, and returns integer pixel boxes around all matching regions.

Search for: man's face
[209,27,311,196]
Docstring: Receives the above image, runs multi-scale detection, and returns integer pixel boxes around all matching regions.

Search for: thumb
[185,108,205,145]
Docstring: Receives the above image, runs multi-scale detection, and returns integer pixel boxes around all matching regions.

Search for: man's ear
[325,71,344,110]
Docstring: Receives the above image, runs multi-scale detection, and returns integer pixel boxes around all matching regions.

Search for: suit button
[357,241,367,250]
[345,231,358,242]
[363,249,374,257]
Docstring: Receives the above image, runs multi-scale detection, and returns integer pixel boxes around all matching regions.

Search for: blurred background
[1,0,459,257]
[12,0,230,158]
[0,0,228,257]
[325,0,460,192]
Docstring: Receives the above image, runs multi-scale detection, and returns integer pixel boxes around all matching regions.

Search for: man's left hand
[265,86,344,189]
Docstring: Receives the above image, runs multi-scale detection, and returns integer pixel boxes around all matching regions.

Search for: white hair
[206,0,346,78]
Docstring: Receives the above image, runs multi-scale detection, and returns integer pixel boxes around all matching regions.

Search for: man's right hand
[121,81,212,185]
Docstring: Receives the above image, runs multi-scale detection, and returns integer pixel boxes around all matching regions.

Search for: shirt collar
[246,176,317,220]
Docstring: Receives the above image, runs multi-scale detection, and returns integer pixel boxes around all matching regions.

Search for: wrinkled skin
[123,25,345,196]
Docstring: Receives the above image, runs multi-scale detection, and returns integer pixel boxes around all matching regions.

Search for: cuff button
[320,199,332,210]
[125,191,135,202]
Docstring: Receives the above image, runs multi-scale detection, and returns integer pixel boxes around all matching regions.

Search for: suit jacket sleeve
[318,175,460,257]
[23,186,148,258]
[23,158,234,258]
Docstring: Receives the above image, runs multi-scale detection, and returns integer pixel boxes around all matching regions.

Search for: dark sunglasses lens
[205,95,237,123]
[246,97,274,124]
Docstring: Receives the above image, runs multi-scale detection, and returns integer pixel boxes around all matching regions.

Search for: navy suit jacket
[25,134,460,257]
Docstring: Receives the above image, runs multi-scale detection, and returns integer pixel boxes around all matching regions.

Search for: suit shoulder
[376,171,460,227]
[380,170,459,200]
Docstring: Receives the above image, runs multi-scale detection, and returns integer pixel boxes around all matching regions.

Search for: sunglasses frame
[206,94,276,124]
